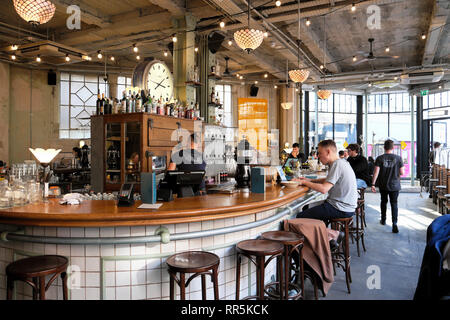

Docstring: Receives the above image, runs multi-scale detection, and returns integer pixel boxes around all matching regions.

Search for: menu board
[237,98,268,153]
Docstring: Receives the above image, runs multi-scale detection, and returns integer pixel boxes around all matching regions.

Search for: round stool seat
[237,239,284,256]
[6,255,68,278]
[331,217,353,222]
[166,251,219,273]
[261,231,304,246]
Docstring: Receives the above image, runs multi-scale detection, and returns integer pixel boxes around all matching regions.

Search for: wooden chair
[437,166,448,214]
[330,217,352,294]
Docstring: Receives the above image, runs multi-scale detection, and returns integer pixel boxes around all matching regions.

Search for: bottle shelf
[208,74,222,80]
[185,81,203,87]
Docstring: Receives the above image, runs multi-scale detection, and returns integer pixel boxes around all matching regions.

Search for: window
[117,76,133,100]
[215,84,233,127]
[59,72,109,139]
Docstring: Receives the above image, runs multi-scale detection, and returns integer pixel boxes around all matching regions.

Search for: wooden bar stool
[166,251,219,300]
[235,239,284,300]
[260,231,304,300]
[330,217,352,294]
[357,188,367,227]
[6,255,69,300]
[350,200,367,257]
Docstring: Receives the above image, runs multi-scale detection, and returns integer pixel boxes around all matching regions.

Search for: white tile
[225,256,233,270]
[86,287,100,300]
[202,236,214,249]
[145,225,158,236]
[71,228,85,237]
[175,223,189,233]
[104,260,115,272]
[161,224,175,234]
[189,222,202,232]
[213,219,225,229]
[70,257,85,271]
[105,272,115,287]
[115,244,130,256]
[131,226,146,236]
[161,282,170,298]
[202,221,213,231]
[85,272,100,287]
[33,227,45,236]
[224,233,234,244]
[224,218,234,227]
[57,244,71,256]
[175,240,189,252]
[146,258,161,270]
[45,227,57,237]
[115,226,131,237]
[57,227,70,238]
[32,243,45,254]
[70,288,85,300]
[161,241,175,254]
[116,286,131,300]
[116,271,131,286]
[100,227,114,238]
[219,285,225,299]
[70,244,85,257]
[218,271,225,284]
[146,269,161,284]
[131,285,146,300]
[131,270,146,285]
[116,260,130,271]
[189,238,202,250]
[85,257,100,272]
[85,245,100,257]
[213,235,224,246]
[146,243,161,255]
[130,244,146,256]
[161,268,170,282]
[85,228,100,238]
[147,283,161,299]
[100,245,114,256]
[225,268,235,283]
[69,270,85,289]
[131,259,146,271]
[225,281,235,297]
[44,244,57,255]
[190,290,202,300]
[105,287,115,300]
[188,277,202,292]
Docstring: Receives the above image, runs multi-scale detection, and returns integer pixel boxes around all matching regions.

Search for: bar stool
[357,188,367,228]
[350,200,367,257]
[6,255,68,300]
[260,231,304,300]
[166,251,219,300]
[235,239,284,300]
[330,217,352,294]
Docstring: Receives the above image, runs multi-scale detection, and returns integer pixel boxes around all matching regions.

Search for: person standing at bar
[371,139,404,233]
[294,140,358,225]
[287,143,306,163]
[347,143,371,189]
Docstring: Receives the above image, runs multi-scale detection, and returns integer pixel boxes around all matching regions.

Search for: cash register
[158,170,205,200]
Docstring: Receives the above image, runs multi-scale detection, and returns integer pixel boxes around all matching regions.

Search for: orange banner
[238,98,268,152]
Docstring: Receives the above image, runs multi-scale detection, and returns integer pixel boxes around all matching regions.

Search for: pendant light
[281,60,293,110]
[13,0,56,26]
[317,15,331,100]
[289,0,309,83]
[234,0,264,53]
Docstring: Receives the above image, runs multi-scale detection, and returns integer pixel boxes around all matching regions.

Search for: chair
[166,251,220,300]
[235,239,284,300]
[6,255,68,300]
[350,199,367,257]
[330,217,352,294]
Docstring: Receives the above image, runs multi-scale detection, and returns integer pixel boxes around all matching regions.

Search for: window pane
[443,91,448,107]
[334,112,356,150]
[403,94,410,112]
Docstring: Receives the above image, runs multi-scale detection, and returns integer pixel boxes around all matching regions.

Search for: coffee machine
[235,138,252,190]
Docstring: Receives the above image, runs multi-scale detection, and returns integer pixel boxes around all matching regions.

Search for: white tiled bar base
[0,207,296,300]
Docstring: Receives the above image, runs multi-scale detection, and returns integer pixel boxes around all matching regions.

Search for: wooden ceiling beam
[51,0,112,27]
[147,0,185,16]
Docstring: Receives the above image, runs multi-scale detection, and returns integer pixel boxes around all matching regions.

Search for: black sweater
[347,155,371,186]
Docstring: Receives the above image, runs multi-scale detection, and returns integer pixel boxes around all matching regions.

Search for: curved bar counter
[0,185,324,300]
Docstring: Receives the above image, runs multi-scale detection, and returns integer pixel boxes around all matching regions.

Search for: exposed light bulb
[385,47,390,52]
[351,3,356,11]
[133,44,138,52]
[263,31,268,38]
[306,18,311,26]
[295,88,299,92]
[36,55,41,62]
[219,21,225,28]
[343,88,346,91]
[164,51,168,57]
[11,54,16,60]
[353,56,357,62]
[439,85,442,89]
[421,33,426,40]
[368,83,372,87]
[236,73,240,78]
[255,81,258,84]
[110,56,115,61]
[320,65,324,69]
[172,35,177,42]
[136,55,140,60]
[275,1,281,7]
[65,54,70,62]
[11,44,18,51]
[264,73,268,78]
[228,40,233,46]
[274,85,278,89]
[194,47,198,52]
[97,51,102,59]
[239,76,243,80]
[394,76,398,80]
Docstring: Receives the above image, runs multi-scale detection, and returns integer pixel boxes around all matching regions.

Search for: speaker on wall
[48,70,56,86]
[208,31,225,54]
[250,84,259,97]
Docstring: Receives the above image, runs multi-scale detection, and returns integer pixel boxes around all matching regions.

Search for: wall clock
[132,60,174,101]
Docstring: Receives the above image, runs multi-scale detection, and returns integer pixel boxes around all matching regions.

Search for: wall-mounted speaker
[47,70,56,86]
[208,31,225,54]
[250,84,259,97]
[167,42,174,56]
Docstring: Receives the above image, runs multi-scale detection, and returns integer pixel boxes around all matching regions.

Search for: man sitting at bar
[168,133,206,194]
[287,143,306,163]
[294,140,358,225]
[347,143,371,189]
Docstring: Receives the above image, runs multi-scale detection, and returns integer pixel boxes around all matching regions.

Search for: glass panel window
[215,84,233,127]
[117,76,132,99]
[442,90,448,107]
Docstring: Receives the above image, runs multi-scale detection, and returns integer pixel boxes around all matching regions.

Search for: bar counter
[0,185,325,300]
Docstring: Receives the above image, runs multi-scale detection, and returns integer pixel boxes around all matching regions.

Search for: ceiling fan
[222,56,239,76]
[353,38,399,65]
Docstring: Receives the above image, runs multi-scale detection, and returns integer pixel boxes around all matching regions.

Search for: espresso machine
[80,144,90,169]
[235,138,252,191]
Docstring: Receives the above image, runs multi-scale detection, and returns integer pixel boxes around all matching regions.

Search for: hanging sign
[400,141,407,150]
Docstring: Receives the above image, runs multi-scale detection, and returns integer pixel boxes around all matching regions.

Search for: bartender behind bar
[167,133,206,195]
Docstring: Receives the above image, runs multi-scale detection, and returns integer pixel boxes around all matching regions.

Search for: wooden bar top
[0,185,313,227]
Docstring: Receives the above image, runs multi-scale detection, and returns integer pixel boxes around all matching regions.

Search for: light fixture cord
[248,0,250,28]
[323,15,326,86]
[297,0,300,68]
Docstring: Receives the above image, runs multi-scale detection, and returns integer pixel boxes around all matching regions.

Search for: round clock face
[146,61,174,101]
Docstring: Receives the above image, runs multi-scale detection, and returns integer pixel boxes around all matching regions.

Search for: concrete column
[172,14,196,106]
[0,62,9,163]
[279,86,295,148]
[108,74,118,100]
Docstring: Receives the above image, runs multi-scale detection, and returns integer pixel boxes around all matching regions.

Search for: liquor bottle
[104,97,109,114]
[100,93,105,115]
[125,91,130,113]
[151,96,156,114]
[121,91,126,114]
[178,102,184,118]
[165,98,170,116]
[96,92,101,115]
[158,96,164,115]
[210,87,215,104]
[216,92,220,104]
[194,102,200,119]
[135,91,141,112]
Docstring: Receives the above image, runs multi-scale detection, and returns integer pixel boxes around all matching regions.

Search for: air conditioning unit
[400,69,444,85]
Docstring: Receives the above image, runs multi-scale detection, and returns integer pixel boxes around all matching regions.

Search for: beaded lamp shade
[234,29,264,53]
[13,0,56,26]
[289,69,309,83]
[317,90,332,100]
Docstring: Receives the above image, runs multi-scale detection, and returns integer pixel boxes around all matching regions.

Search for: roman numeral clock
[132,60,174,101]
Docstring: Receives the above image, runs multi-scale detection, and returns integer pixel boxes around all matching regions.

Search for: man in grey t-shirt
[295,140,358,225]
